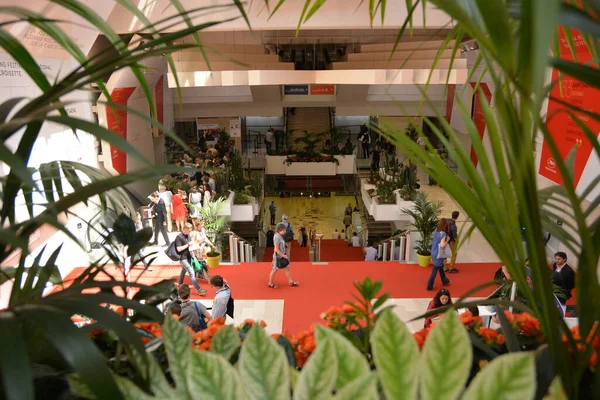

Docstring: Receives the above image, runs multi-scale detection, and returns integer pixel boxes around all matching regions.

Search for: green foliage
[402,192,442,256]
[294,130,325,156]
[375,182,396,204]
[234,190,250,205]
[197,198,229,245]
[247,173,264,199]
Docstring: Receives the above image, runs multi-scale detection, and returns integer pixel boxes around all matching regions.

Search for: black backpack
[226,295,235,319]
[283,222,294,242]
[165,234,184,261]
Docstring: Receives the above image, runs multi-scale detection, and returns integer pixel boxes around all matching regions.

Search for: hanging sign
[284,85,309,95]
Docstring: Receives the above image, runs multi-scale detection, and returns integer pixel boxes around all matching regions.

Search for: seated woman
[424,289,453,328]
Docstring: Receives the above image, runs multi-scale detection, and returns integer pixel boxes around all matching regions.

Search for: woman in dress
[203,183,212,204]
[172,189,188,232]
[188,187,203,222]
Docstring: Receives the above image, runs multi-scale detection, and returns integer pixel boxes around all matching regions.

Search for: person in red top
[172,189,188,232]
[424,289,453,328]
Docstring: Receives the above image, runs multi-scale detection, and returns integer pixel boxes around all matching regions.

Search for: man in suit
[551,251,576,305]
[148,192,171,246]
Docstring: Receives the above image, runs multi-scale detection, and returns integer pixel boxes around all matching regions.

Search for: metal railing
[356,228,369,248]
[226,231,254,263]
[375,231,410,262]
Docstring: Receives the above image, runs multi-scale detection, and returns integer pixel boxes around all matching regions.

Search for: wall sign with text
[283,84,336,96]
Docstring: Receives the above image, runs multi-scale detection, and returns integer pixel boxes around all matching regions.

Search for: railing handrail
[224,230,250,245]
[375,230,408,246]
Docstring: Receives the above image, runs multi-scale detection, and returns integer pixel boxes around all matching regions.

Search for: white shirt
[265,130,274,143]
[332,232,340,239]
[159,190,172,206]
[204,190,211,204]
[351,236,360,247]
[365,247,378,261]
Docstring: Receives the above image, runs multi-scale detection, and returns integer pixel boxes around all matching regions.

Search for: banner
[538,28,600,191]
[310,84,335,95]
[107,87,136,175]
[284,85,309,95]
[154,75,164,137]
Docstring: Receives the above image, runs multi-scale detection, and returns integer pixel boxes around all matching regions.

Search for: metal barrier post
[231,236,238,263]
[399,236,407,262]
[377,244,382,259]
[390,240,396,261]
[382,242,388,261]
[239,240,246,262]
[245,243,252,262]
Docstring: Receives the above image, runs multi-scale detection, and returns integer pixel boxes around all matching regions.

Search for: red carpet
[262,240,310,262]
[320,239,365,261]
[59,261,500,335]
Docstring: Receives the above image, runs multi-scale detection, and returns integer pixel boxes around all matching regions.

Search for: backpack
[165,234,184,261]
[283,222,294,242]
[226,295,235,319]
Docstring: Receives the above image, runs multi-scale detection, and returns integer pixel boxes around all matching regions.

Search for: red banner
[538,28,600,186]
[310,84,335,95]
[445,84,456,124]
[106,87,135,175]
[154,75,164,137]
[469,82,492,169]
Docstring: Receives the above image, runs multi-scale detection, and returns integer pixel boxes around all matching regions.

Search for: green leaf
[544,378,567,400]
[333,373,378,400]
[18,305,123,400]
[239,325,290,400]
[0,97,26,122]
[0,30,51,92]
[304,0,327,23]
[0,312,34,400]
[371,309,419,399]
[295,338,337,400]
[162,314,193,396]
[419,311,472,400]
[269,0,287,19]
[188,350,245,399]
[315,325,370,390]
[462,353,536,400]
[210,325,242,360]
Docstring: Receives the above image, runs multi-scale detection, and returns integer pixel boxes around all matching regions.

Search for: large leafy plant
[402,191,442,256]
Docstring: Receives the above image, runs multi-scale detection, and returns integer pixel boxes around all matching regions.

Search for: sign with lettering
[229,118,241,137]
[310,84,335,95]
[538,27,600,200]
[284,85,309,95]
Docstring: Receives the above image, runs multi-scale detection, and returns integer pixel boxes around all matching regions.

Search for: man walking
[268,222,299,289]
[281,214,294,259]
[359,125,371,159]
[264,127,274,153]
[148,192,171,246]
[445,211,460,273]
[269,201,277,226]
[175,222,207,296]
[209,275,231,319]
[158,185,173,232]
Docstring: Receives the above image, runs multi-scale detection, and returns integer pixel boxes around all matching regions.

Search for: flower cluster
[285,155,336,164]
[192,318,267,351]
[502,311,544,341]
[320,302,375,332]
[563,325,599,371]
[272,327,317,368]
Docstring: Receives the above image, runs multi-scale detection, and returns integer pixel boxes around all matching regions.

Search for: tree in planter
[196,198,229,256]
[401,192,442,258]
[295,130,324,156]
[375,182,396,204]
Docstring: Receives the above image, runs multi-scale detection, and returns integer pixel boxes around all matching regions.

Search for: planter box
[335,155,356,174]
[360,179,416,222]
[265,155,287,175]
[286,162,336,176]
[265,155,356,176]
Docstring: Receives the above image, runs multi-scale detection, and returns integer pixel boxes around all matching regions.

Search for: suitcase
[266,230,275,248]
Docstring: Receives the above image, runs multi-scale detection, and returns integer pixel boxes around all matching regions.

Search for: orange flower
[209,317,226,326]
[496,334,505,345]
[325,306,342,318]
[300,335,316,353]
[260,320,268,328]
[243,319,255,326]
[342,304,355,314]
[521,319,541,337]
[113,306,125,316]
[478,328,499,344]
[413,332,425,349]
[272,333,281,340]
[205,324,222,338]
[503,310,515,325]
[459,311,474,325]
[199,339,212,351]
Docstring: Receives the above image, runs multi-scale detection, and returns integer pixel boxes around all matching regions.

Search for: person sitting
[551,252,575,305]
[424,288,453,328]
[209,275,231,319]
[332,229,341,239]
[351,232,360,247]
[364,240,378,261]
[176,284,210,332]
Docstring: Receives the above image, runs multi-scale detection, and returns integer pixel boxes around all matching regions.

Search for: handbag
[438,242,452,259]
[165,240,181,261]
[276,255,290,269]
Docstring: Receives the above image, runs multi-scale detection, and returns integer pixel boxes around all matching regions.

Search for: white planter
[360,179,416,222]
[265,155,287,175]
[229,195,261,222]
[335,155,356,174]
[286,162,337,176]
[217,191,234,217]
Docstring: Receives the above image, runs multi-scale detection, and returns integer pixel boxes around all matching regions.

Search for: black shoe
[148,242,158,246]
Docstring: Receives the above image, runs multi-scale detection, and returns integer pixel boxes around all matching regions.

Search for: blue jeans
[178,258,202,291]
[427,263,450,290]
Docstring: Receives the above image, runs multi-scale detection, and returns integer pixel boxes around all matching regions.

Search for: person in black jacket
[148,192,171,246]
[551,252,576,305]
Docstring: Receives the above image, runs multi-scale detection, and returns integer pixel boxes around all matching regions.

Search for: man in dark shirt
[269,201,277,226]
[175,222,207,296]
[551,251,575,305]
[148,192,170,246]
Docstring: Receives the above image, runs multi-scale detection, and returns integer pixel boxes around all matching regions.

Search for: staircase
[356,170,394,241]
[287,107,331,143]
[320,239,365,261]
[230,215,261,242]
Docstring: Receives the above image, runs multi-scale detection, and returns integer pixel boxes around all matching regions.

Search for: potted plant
[198,198,229,268]
[401,192,442,267]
